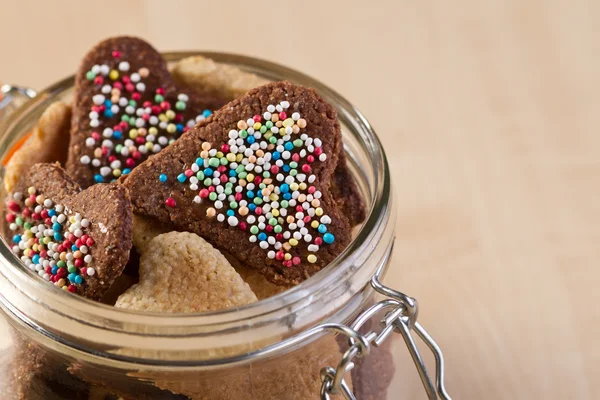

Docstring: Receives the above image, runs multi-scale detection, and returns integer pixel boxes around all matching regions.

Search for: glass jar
[0,53,449,400]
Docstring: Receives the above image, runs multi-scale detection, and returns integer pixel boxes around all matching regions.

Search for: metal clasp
[318,261,452,400]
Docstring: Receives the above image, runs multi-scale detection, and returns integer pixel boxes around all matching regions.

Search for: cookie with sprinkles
[171,55,367,228]
[124,81,352,286]
[66,36,227,188]
[3,163,133,300]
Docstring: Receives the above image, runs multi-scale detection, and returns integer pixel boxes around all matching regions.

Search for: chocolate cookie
[66,36,227,188]
[4,163,133,299]
[4,333,90,400]
[172,56,367,228]
[332,145,366,228]
[336,315,396,399]
[124,81,351,285]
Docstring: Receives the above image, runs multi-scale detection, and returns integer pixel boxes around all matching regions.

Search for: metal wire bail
[318,259,452,400]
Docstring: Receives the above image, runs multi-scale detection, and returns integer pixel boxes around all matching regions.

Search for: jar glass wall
[0,53,400,399]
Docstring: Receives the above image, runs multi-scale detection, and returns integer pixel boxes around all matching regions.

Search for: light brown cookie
[131,213,172,253]
[151,334,350,400]
[3,101,71,193]
[171,55,269,101]
[131,214,288,299]
[115,231,257,312]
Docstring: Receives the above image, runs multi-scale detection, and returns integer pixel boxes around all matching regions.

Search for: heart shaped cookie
[130,215,290,300]
[124,81,352,285]
[115,231,257,313]
[171,55,367,228]
[3,163,133,299]
[66,36,227,188]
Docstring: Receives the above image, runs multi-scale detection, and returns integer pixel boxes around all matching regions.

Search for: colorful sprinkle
[165,197,177,208]
[174,101,335,266]
[5,187,95,294]
[81,49,213,183]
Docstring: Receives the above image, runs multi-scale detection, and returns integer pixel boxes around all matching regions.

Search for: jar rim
[0,52,393,361]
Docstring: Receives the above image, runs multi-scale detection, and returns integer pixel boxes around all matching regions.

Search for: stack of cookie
[2,37,391,400]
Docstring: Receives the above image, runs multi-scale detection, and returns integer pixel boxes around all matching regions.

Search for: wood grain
[0,1,598,398]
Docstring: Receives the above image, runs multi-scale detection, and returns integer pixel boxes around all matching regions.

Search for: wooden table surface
[1,1,598,399]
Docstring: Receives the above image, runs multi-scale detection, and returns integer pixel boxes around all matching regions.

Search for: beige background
[1,1,599,399]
